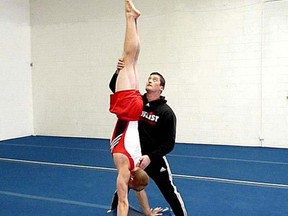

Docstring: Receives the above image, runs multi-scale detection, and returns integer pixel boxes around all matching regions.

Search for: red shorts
[110,90,143,121]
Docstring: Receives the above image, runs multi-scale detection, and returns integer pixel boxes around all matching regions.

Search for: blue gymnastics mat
[106,206,142,216]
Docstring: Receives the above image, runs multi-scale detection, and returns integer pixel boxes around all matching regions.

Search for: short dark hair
[150,72,166,89]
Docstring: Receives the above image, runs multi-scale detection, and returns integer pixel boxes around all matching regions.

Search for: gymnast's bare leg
[115,0,141,92]
[113,1,141,215]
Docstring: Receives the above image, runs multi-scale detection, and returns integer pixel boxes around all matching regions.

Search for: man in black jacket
[109,59,187,216]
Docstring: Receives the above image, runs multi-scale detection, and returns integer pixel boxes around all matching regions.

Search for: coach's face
[145,74,163,94]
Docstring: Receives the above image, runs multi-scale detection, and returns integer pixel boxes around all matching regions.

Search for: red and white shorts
[110,120,141,170]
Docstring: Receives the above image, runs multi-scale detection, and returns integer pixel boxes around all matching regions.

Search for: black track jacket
[139,94,176,163]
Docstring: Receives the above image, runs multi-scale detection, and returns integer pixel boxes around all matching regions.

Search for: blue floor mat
[106,206,143,216]
[1,136,288,216]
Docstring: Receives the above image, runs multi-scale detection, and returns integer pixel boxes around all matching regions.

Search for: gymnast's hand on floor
[149,207,163,216]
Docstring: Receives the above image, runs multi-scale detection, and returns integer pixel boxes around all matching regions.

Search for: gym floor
[0,136,288,216]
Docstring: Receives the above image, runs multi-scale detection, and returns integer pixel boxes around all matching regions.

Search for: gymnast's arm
[135,190,163,216]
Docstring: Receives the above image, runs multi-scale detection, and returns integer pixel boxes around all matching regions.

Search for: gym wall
[0,0,33,140]
[1,0,288,148]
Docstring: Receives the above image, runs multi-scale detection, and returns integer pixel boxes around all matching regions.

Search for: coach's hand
[116,58,125,72]
[138,155,151,169]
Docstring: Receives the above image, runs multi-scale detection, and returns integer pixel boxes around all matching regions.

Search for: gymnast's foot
[125,0,141,18]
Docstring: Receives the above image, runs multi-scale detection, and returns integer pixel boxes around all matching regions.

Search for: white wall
[30,0,120,138]
[30,0,288,148]
[0,0,33,140]
[261,0,288,148]
[161,1,263,146]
